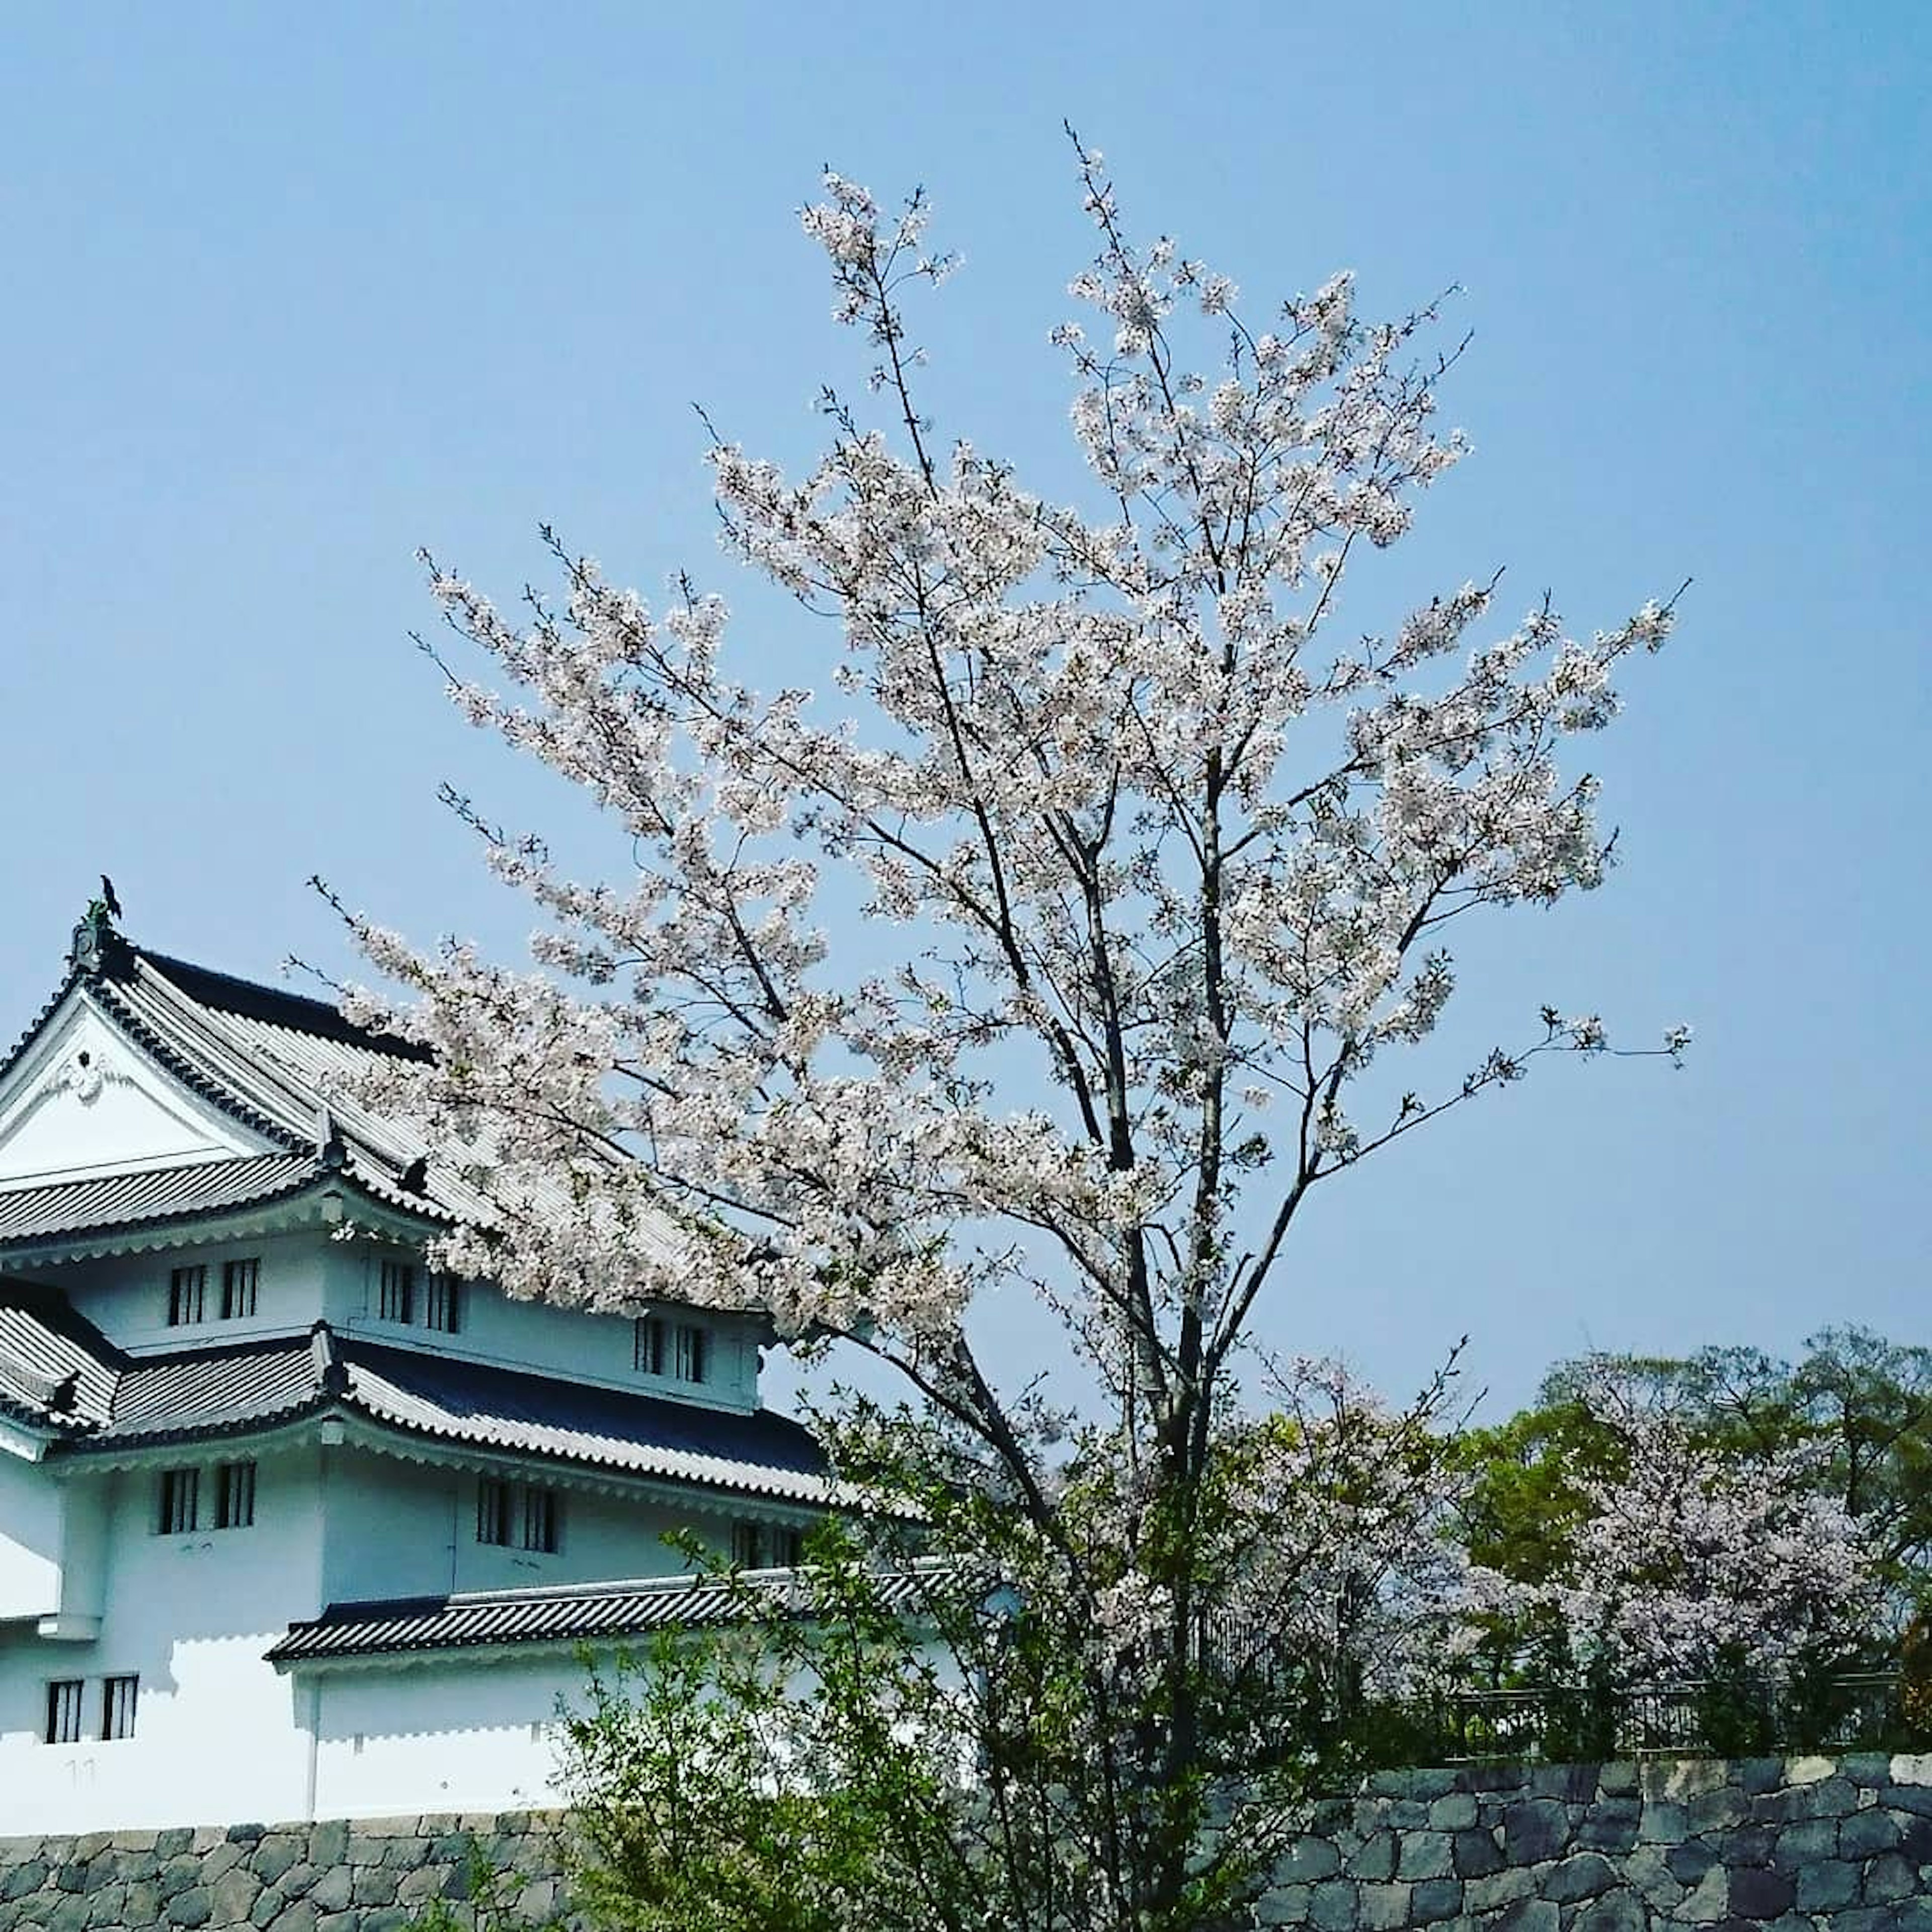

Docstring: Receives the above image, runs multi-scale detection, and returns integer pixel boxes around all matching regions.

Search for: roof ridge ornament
[308,1320,350,1399]
[316,1108,350,1172]
[69,893,127,978]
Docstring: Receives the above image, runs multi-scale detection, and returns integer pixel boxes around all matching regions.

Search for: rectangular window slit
[167,1265,206,1326]
[378,1260,415,1324]
[101,1675,137,1741]
[215,1460,256,1529]
[157,1467,199,1535]
[44,1679,83,1745]
[220,1257,260,1319]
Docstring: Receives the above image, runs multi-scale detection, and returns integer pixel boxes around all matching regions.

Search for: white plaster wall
[0,1455,60,1623]
[308,1653,586,1817]
[319,1446,701,1606]
[0,1447,327,1832]
[58,1229,336,1355]
[333,1260,762,1412]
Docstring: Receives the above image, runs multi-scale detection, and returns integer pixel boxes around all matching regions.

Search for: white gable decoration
[0,998,266,1191]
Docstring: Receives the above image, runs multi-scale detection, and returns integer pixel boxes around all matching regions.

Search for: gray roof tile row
[267,1567,932,1663]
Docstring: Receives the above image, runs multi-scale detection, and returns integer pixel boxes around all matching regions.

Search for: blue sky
[1,3,1925,1415]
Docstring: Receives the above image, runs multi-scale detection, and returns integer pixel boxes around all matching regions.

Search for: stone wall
[0,1813,575,1932]
[3,1755,1931,1929]
[1258,1752,1932,1928]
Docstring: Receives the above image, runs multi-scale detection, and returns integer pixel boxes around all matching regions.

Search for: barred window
[215,1460,256,1530]
[674,1323,710,1385]
[522,1487,560,1555]
[378,1260,415,1324]
[167,1264,207,1326]
[476,1477,512,1546]
[424,1273,462,1334]
[44,1679,83,1745]
[100,1675,138,1742]
[220,1257,260,1320]
[634,1316,665,1375]
[156,1467,199,1535]
[732,1521,804,1569]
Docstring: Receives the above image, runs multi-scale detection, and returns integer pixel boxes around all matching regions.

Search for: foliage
[326,135,1692,1929]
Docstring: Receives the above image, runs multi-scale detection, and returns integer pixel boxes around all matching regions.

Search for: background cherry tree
[329,143,1695,1928]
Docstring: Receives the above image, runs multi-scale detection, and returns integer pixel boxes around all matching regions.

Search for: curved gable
[0,992,272,1191]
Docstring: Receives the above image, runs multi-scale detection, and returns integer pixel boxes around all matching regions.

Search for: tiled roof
[105,1335,327,1438]
[0,1286,119,1429]
[0,1154,323,1250]
[12,1316,827,1501]
[17,936,688,1262]
[266,1567,933,1664]
[346,1341,828,1500]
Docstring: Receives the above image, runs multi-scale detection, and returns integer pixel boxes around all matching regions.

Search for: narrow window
[775,1525,805,1567]
[476,1478,512,1546]
[100,1675,138,1742]
[157,1467,199,1535]
[215,1460,256,1530]
[424,1272,462,1334]
[521,1487,560,1555]
[220,1257,260,1320]
[674,1323,710,1385]
[167,1264,206,1326]
[44,1679,83,1744]
[731,1520,764,1568]
[634,1316,665,1375]
[378,1260,415,1324]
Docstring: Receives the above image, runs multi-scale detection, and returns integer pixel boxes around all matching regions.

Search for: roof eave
[0,1172,451,1272]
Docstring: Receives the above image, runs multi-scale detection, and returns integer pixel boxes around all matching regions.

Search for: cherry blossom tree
[329,140,1691,1929]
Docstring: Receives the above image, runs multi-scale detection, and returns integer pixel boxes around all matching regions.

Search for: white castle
[0,905,826,1830]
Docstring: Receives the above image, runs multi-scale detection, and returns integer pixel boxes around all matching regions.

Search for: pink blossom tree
[329,143,1692,1928]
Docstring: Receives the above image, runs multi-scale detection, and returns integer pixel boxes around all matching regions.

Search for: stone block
[1452,1827,1502,1876]
[1574,1795,1640,1852]
[1838,1803,1901,1857]
[1596,1761,1638,1797]
[1352,1882,1410,1931]
[1543,1850,1616,1902]
[1889,1751,1932,1785]
[164,1887,212,1928]
[302,1868,349,1915]
[248,1838,303,1887]
[1343,1830,1395,1881]
[1460,1865,1535,1911]
[1727,1863,1794,1917]
[1636,1797,1687,1843]
[1794,1857,1859,1911]
[1425,1791,1475,1830]
[1305,1879,1354,1930]
[1685,1785,1748,1832]
[1273,1835,1339,1884]
[1768,1814,1836,1867]
[1394,1831,1451,1879]
[1406,1877,1461,1923]
[1863,1848,1915,1900]
[209,1866,259,1925]
[1737,1756,1786,1795]
[1785,1752,1837,1784]
[1659,1758,1729,1800]
[1838,1750,1892,1786]
[348,1866,399,1907]
[1501,1797,1570,1864]
[1488,1902,1558,1932]
[1573,1892,1646,1932]
[1677,1863,1728,1923]
[305,1822,348,1869]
